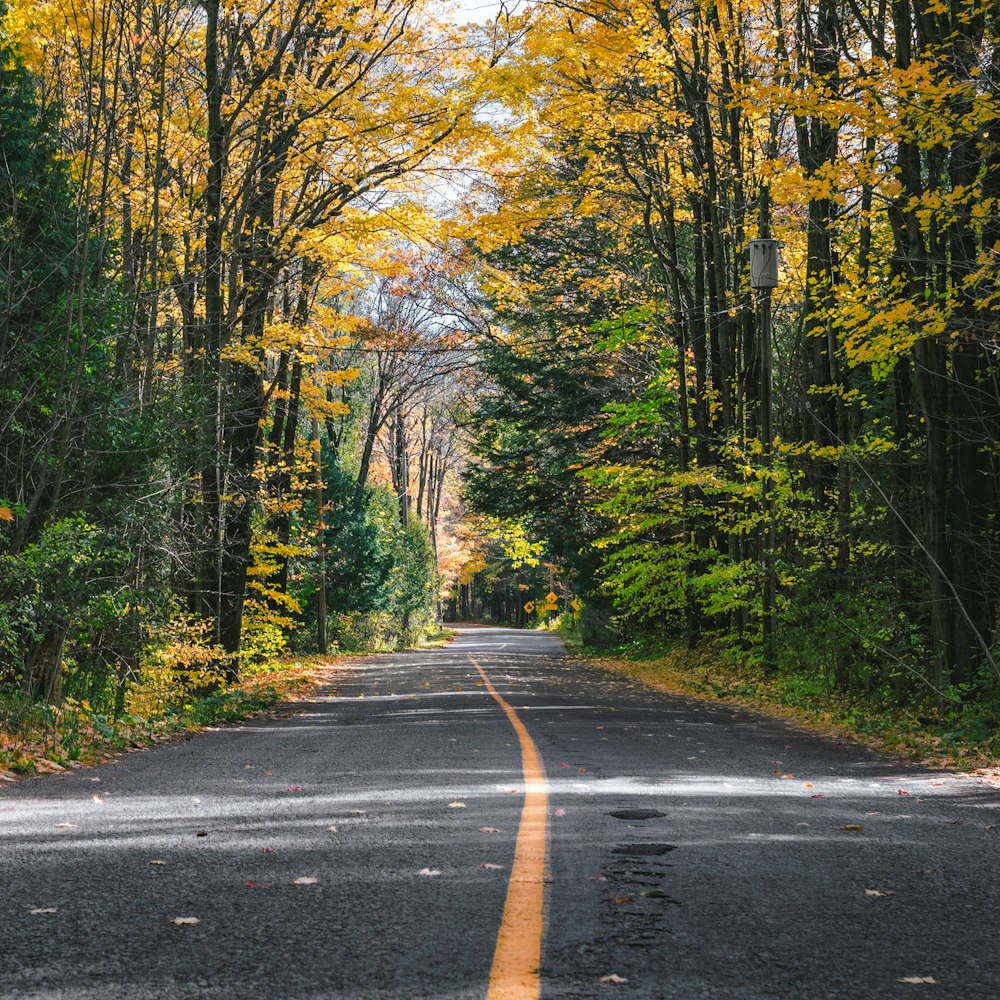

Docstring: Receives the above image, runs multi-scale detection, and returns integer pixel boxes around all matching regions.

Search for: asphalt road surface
[3,625,1000,999]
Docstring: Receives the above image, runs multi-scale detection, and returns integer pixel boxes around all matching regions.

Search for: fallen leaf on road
[148,860,166,866]
[976,824,997,830]
[553,808,566,817]
[196,831,208,837]
[91,795,102,803]
[418,868,441,877]
[170,917,200,925]
[480,863,503,870]
[29,908,57,915]
[351,810,365,816]
[480,827,500,833]
[930,780,946,787]
[897,789,911,796]
[832,825,864,832]
[865,889,896,896]
[944,820,963,826]
[897,976,937,984]
[600,974,628,983]
[327,826,338,832]
[54,823,77,829]
[292,876,318,885]
[559,763,569,767]
[281,786,302,792]
[246,880,272,889]
[589,875,608,881]
[780,774,795,779]
[803,783,813,788]
[448,801,466,808]
[610,896,635,904]
[640,889,667,898]
[811,794,826,798]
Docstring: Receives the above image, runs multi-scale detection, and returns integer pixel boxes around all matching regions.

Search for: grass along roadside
[556,621,1000,777]
[0,628,456,783]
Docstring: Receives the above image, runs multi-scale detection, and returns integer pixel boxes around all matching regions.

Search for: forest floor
[557,623,1000,784]
[0,629,455,784]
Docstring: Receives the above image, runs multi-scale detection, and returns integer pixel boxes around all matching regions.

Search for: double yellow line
[470,657,549,1000]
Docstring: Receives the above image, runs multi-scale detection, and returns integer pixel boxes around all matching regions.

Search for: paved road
[3,625,1000,999]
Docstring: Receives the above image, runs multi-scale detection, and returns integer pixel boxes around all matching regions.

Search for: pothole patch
[612,843,677,856]
[609,809,667,820]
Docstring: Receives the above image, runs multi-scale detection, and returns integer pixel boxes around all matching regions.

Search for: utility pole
[312,418,327,654]
[749,238,780,671]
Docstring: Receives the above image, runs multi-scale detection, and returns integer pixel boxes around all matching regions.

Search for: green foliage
[0,17,163,716]
[388,518,439,646]
[291,464,440,652]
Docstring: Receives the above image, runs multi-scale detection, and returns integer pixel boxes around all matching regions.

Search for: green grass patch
[417,627,456,649]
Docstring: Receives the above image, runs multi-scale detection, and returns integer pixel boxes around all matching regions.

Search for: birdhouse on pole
[748,239,780,288]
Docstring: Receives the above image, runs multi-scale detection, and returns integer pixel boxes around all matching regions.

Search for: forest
[1,0,998,754]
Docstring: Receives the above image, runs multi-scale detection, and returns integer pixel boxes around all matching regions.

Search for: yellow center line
[471,655,549,1000]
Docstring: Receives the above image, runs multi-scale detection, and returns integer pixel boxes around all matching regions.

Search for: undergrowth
[0,657,327,780]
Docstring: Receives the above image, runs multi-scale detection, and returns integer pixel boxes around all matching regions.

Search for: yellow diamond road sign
[546,591,558,604]
[523,601,535,613]
[570,598,583,612]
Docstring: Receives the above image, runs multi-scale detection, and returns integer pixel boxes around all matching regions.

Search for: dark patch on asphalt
[609,809,667,820]
[612,843,677,856]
